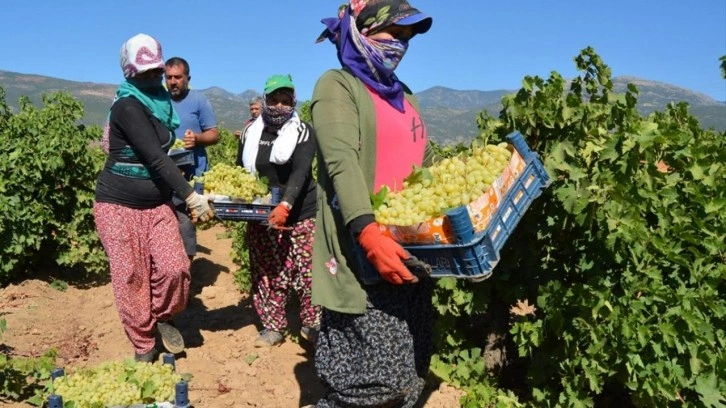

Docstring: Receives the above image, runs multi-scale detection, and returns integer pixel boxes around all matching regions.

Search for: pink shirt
[367,88,427,193]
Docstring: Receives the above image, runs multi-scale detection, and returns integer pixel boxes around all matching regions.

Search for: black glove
[403,251,432,279]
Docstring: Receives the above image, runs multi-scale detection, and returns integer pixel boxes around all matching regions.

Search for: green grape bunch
[51,359,182,407]
[374,142,512,226]
[171,138,185,150]
[197,163,269,201]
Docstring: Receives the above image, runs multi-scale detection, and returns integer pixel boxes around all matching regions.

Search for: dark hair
[165,57,190,75]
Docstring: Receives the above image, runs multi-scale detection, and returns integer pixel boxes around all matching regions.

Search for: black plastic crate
[169,148,194,167]
[213,200,276,222]
[211,186,281,222]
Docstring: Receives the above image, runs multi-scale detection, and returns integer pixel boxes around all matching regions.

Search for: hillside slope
[1,70,723,145]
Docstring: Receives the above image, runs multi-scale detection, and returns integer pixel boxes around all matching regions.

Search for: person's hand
[357,223,418,285]
[185,192,215,223]
[233,130,242,140]
[183,129,196,149]
[267,203,291,229]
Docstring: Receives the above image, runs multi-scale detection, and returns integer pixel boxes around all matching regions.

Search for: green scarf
[115,80,180,131]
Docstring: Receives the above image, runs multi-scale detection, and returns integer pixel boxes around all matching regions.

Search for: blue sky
[2,1,725,102]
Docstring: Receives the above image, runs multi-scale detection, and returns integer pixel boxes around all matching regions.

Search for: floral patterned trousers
[247,218,321,332]
[94,202,190,355]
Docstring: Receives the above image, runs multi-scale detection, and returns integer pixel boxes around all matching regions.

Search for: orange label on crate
[382,151,527,245]
[467,187,500,233]
[381,216,454,245]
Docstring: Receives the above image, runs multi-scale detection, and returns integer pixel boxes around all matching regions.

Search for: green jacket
[310,69,435,314]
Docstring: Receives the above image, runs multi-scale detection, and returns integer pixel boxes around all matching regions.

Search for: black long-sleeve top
[236,122,317,225]
[95,97,194,208]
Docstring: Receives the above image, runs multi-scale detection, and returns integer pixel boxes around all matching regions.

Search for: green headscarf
[115,80,180,131]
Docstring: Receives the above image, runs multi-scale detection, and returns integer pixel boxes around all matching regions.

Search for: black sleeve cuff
[348,214,376,237]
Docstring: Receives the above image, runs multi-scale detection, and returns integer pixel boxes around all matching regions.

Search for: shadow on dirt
[294,342,324,407]
[176,243,327,404]
[12,265,112,291]
[415,374,450,408]
[173,255,257,349]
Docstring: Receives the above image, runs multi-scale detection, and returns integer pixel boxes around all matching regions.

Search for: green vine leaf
[403,165,432,185]
[369,185,389,211]
[695,372,726,408]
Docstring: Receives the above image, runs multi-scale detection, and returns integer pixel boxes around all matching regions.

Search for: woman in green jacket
[311,1,435,406]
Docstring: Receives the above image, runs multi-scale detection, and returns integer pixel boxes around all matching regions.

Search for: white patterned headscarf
[119,33,165,78]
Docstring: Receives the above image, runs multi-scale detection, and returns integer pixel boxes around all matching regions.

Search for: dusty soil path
[0,225,462,407]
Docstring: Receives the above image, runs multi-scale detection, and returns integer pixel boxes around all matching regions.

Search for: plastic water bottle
[174,380,191,408]
[47,394,63,408]
[162,353,176,370]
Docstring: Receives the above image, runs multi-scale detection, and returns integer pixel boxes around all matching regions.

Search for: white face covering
[119,33,165,79]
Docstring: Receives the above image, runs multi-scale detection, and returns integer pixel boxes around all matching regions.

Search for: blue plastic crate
[169,148,194,167]
[47,355,189,408]
[402,131,550,281]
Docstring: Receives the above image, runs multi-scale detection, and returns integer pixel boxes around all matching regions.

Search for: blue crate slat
[213,201,275,222]
[51,367,65,380]
[175,380,191,407]
[211,186,281,222]
[163,353,176,370]
[48,394,63,408]
[403,131,550,281]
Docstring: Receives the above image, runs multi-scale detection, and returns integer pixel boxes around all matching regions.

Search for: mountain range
[1,69,723,145]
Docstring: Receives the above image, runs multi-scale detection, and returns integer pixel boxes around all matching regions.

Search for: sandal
[157,322,185,354]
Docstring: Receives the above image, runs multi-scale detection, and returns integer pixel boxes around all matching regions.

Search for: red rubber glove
[357,223,418,285]
[267,203,290,229]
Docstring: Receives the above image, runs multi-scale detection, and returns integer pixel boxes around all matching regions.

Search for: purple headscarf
[317,0,432,112]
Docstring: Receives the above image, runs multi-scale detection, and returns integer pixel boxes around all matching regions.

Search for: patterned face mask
[364,37,409,72]
[261,104,295,129]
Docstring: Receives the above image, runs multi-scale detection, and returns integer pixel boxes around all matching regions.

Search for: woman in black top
[93,33,214,363]
[236,74,320,347]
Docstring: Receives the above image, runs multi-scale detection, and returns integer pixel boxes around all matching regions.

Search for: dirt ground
[0,225,463,407]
